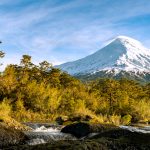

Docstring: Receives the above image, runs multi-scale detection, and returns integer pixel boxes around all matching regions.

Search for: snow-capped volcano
[57,36,150,79]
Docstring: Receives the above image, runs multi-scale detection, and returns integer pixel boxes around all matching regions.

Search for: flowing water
[24,123,77,145]
[120,125,150,133]
[23,123,150,145]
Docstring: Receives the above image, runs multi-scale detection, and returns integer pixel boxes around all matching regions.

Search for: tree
[0,51,5,58]
[49,68,61,87]
[60,72,80,88]
[0,41,5,66]
[39,61,52,72]
[89,79,120,114]
[20,55,32,68]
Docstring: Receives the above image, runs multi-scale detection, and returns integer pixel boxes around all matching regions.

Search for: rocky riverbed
[1,122,150,150]
[0,123,28,149]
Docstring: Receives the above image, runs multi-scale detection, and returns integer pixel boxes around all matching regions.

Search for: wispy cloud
[0,0,150,68]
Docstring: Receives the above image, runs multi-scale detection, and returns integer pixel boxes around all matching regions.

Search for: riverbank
[0,118,30,148]
[0,123,27,148]
[1,122,150,150]
[3,128,150,150]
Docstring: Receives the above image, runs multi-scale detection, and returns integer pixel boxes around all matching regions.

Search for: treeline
[0,52,150,125]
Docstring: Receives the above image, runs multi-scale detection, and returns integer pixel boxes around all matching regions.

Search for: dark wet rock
[90,128,132,139]
[90,128,150,145]
[3,122,150,149]
[89,129,150,149]
[4,140,108,150]
[3,127,150,150]
[0,123,28,148]
[61,122,117,138]
[5,134,150,150]
[61,122,91,138]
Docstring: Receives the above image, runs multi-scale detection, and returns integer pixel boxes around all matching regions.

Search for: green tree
[20,55,32,68]
[39,61,52,71]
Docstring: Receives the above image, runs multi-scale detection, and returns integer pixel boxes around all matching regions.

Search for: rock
[90,128,150,145]
[61,122,117,138]
[90,128,132,139]
[55,116,69,125]
[69,115,92,122]
[55,117,64,125]
[56,115,93,125]
[5,125,150,149]
[0,123,28,148]
[61,122,91,138]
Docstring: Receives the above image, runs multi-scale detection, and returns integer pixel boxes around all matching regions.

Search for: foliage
[0,53,150,125]
[0,98,11,121]
[121,114,132,125]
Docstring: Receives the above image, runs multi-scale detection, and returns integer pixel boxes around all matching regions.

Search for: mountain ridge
[57,36,150,82]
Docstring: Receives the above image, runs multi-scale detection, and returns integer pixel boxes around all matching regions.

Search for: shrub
[109,115,121,125]
[0,98,11,120]
[121,114,132,125]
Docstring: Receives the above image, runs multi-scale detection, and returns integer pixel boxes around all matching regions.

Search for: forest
[0,51,150,125]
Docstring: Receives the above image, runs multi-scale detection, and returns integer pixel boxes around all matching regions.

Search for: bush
[109,115,121,126]
[131,100,150,122]
[121,114,132,125]
[0,98,11,120]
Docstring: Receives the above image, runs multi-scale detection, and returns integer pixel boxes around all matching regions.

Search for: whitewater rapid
[24,123,150,145]
[120,125,150,134]
[24,124,76,145]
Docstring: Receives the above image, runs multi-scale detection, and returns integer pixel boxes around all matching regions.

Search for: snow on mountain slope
[57,36,150,75]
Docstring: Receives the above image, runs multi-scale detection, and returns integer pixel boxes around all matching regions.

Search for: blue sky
[0,0,150,68]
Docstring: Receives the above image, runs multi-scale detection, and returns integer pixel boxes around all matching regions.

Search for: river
[23,123,77,145]
[23,123,150,145]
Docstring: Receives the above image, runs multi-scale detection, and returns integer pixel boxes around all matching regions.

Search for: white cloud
[0,0,150,67]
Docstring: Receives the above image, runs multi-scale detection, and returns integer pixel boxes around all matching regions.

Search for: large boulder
[61,122,91,138]
[90,128,150,145]
[61,122,117,138]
